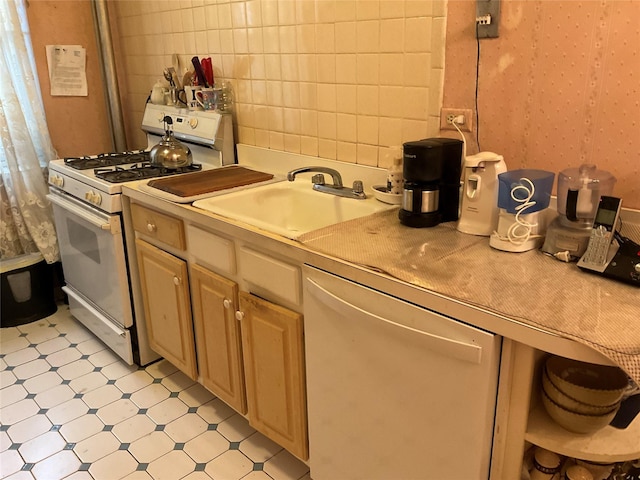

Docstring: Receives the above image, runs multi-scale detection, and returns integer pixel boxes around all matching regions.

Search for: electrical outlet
[440,108,473,132]
[476,0,500,38]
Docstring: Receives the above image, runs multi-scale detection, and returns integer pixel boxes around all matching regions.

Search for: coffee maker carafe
[399,138,463,228]
[542,164,616,259]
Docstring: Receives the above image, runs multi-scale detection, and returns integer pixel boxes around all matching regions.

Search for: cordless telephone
[577,196,640,286]
[578,196,622,268]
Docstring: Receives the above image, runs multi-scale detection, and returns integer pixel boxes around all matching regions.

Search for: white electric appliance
[303,265,501,480]
[47,104,234,365]
[457,151,507,236]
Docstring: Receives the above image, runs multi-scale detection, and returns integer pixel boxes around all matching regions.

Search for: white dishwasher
[303,265,502,480]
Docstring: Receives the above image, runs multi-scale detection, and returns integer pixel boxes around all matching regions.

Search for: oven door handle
[47,192,121,234]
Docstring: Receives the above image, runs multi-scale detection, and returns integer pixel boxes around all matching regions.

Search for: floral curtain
[0,0,59,263]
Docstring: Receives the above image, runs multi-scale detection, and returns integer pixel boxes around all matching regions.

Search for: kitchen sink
[192,180,395,239]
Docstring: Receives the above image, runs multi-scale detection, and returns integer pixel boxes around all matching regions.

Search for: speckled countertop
[298,209,640,385]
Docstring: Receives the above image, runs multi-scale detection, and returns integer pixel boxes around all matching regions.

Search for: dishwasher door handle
[306,277,483,365]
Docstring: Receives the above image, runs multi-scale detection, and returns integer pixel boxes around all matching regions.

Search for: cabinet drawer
[239,247,301,306]
[187,225,236,275]
[131,203,185,250]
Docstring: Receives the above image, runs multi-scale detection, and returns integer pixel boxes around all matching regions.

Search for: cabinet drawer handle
[223,298,232,309]
[146,222,157,233]
[235,311,244,321]
[173,276,180,286]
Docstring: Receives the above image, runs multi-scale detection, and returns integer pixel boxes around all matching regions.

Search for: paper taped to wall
[45,45,87,96]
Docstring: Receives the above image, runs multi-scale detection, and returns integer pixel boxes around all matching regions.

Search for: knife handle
[191,56,208,88]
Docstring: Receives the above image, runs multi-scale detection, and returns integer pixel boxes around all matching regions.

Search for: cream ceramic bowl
[542,369,619,415]
[541,389,618,434]
[545,356,628,407]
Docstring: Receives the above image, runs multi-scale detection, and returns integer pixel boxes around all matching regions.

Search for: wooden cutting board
[147,166,274,197]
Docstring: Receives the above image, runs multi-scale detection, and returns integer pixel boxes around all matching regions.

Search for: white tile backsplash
[112,0,446,158]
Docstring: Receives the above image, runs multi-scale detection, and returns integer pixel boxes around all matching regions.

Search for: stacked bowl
[541,356,629,434]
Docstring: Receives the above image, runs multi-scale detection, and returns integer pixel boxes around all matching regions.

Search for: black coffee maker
[399,138,463,228]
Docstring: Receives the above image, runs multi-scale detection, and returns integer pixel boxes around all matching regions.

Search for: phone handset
[577,196,622,272]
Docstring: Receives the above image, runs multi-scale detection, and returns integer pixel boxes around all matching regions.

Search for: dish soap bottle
[386,147,403,195]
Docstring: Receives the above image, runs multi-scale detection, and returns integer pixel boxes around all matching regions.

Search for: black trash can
[1,253,57,327]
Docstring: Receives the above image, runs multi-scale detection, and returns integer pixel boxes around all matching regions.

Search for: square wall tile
[246,1,262,27]
[357,20,380,53]
[357,115,379,145]
[296,24,316,53]
[279,25,298,54]
[317,84,337,112]
[380,0,404,19]
[335,22,357,53]
[315,23,335,53]
[317,112,337,139]
[335,54,356,84]
[378,117,403,147]
[317,54,337,84]
[403,86,429,119]
[269,132,285,150]
[284,134,301,153]
[357,143,379,166]
[405,17,432,52]
[357,85,379,116]
[404,53,431,87]
[356,54,379,85]
[297,54,317,82]
[336,113,357,142]
[380,18,405,53]
[337,141,357,163]
[336,85,357,114]
[300,136,319,157]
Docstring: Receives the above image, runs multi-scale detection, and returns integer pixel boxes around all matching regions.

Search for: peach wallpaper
[26,1,113,157]
[443,0,639,208]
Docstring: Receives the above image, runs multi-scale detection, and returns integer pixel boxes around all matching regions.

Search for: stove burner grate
[64,151,150,169]
[94,163,203,183]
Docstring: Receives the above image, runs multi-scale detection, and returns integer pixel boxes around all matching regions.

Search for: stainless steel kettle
[149,116,192,169]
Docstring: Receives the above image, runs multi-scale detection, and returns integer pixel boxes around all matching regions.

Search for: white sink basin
[192,180,395,239]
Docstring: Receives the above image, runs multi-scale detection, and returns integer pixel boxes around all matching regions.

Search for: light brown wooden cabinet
[190,265,308,460]
[238,291,308,461]
[129,203,308,460]
[190,264,246,414]
[134,238,197,380]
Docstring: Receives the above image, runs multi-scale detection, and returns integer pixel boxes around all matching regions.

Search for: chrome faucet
[287,166,366,199]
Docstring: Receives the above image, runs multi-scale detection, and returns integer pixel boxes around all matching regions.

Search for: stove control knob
[50,174,63,187]
[189,118,198,129]
[91,192,102,206]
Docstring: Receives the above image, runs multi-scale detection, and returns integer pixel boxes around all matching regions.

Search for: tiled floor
[0,305,311,480]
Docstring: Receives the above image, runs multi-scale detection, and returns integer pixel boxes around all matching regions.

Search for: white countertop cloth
[298,209,640,385]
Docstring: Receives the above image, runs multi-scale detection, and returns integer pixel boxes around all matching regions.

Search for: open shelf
[526,404,640,462]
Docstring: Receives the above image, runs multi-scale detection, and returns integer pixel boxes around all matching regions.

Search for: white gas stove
[48,104,235,213]
[47,103,234,366]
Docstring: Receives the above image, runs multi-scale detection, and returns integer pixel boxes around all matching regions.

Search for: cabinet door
[190,264,246,413]
[238,292,308,460]
[135,239,197,379]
